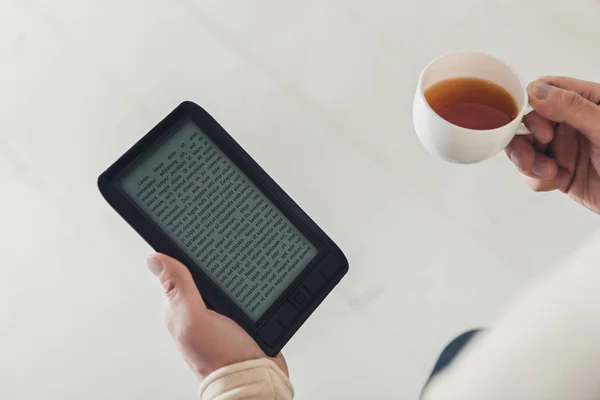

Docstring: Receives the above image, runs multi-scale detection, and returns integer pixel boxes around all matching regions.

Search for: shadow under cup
[414,52,529,164]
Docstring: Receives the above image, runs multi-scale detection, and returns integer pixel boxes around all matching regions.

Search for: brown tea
[424,77,518,130]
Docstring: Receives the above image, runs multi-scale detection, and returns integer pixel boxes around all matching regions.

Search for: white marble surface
[0,1,599,399]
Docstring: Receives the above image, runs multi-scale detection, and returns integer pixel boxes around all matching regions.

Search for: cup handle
[515,124,530,135]
[515,104,534,135]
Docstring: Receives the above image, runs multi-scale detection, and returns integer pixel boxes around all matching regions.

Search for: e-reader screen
[118,119,318,321]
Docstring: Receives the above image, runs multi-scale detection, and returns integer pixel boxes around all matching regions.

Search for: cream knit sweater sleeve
[422,230,600,400]
[199,358,293,400]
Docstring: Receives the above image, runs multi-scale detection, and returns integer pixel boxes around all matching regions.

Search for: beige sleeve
[199,358,294,400]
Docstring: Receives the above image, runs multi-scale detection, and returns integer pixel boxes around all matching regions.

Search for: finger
[529,151,558,181]
[538,76,600,104]
[556,168,572,193]
[528,81,600,145]
[273,353,289,376]
[521,152,564,192]
[506,136,536,172]
[506,139,565,191]
[147,253,206,309]
[524,166,571,192]
[548,123,579,177]
[505,137,554,180]
[523,110,554,144]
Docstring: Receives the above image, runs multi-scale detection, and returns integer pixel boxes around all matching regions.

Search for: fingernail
[147,256,163,277]
[531,81,551,100]
[532,159,552,178]
[510,151,524,170]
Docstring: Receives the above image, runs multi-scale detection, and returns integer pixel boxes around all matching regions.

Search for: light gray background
[0,0,599,399]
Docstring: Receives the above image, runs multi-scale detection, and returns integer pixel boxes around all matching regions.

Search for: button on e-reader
[294,291,307,304]
[273,301,299,327]
[303,269,327,294]
[290,287,311,310]
[258,319,284,347]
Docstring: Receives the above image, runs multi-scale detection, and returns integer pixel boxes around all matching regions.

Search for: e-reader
[98,101,348,356]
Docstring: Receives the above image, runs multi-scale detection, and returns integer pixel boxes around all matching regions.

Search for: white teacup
[413,52,530,164]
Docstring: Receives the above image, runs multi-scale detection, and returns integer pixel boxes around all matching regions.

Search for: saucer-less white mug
[413,52,530,164]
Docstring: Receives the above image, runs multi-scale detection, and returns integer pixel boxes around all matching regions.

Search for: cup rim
[417,51,529,133]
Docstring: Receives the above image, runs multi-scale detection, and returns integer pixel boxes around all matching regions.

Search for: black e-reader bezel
[98,101,348,356]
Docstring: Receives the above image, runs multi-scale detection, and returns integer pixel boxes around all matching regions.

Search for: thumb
[147,253,206,309]
[528,81,600,145]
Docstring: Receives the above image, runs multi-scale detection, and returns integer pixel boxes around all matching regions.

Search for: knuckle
[555,90,595,125]
[581,87,594,102]
[560,90,585,110]
[162,278,177,299]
